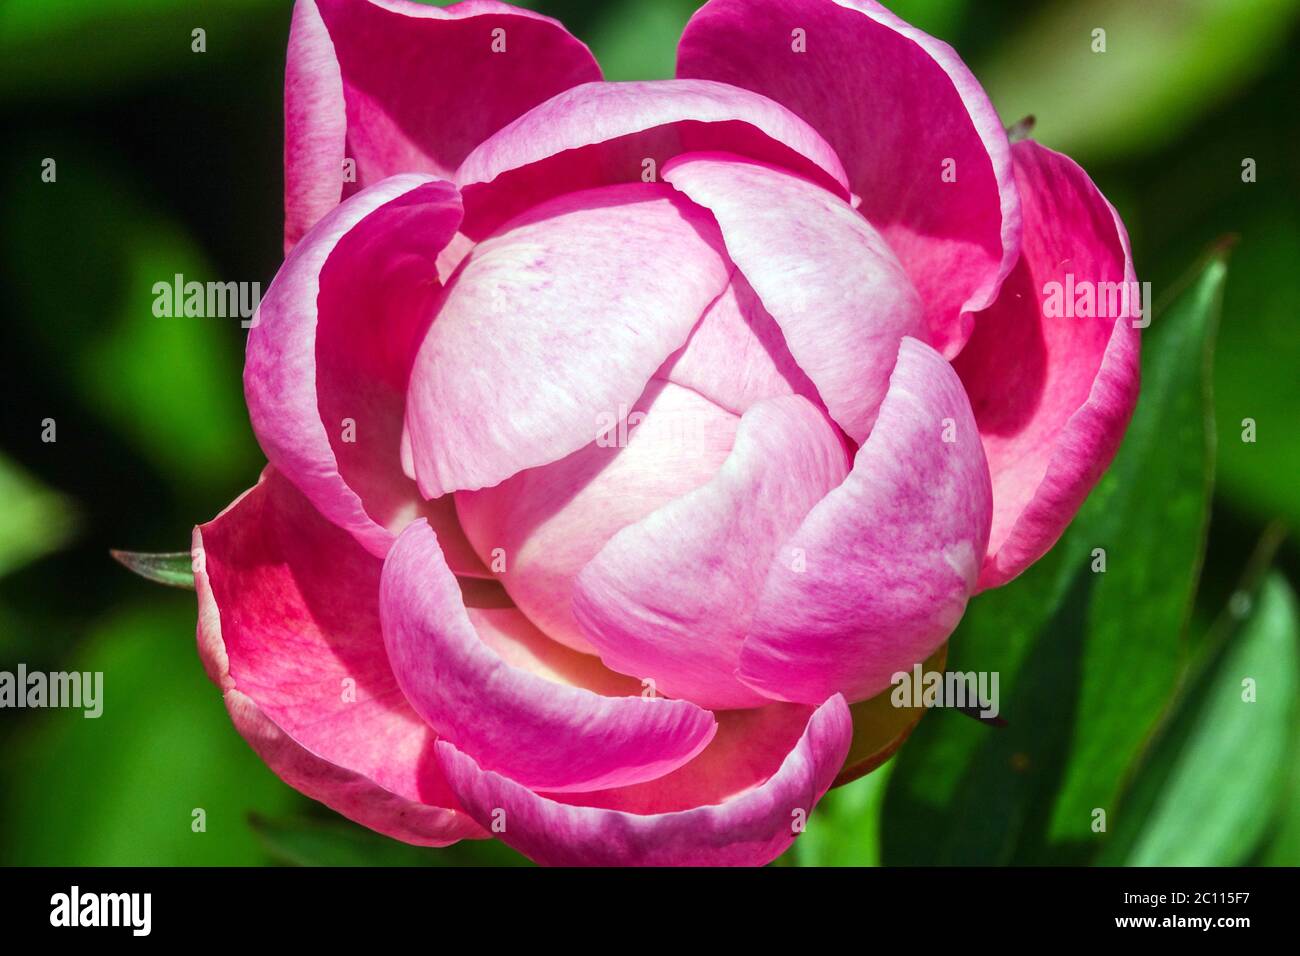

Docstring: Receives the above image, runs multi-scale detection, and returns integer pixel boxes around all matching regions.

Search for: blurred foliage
[0,598,298,865]
[1,0,1297,867]
[0,0,286,101]
[1,145,261,495]
[980,0,1300,164]
[0,455,75,579]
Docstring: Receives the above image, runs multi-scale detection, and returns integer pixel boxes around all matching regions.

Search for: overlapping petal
[436,695,852,866]
[194,468,483,845]
[455,380,740,654]
[657,270,822,416]
[663,154,924,441]
[738,337,992,705]
[404,182,731,498]
[285,0,601,248]
[677,0,1020,356]
[953,141,1140,590]
[456,78,849,238]
[245,173,486,574]
[380,520,717,793]
[573,395,850,709]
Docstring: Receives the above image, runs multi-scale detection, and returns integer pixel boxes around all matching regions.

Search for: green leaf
[1212,209,1300,527]
[882,252,1226,865]
[979,0,1300,163]
[249,813,532,867]
[0,598,298,865]
[110,550,195,589]
[0,455,76,578]
[786,761,894,867]
[1099,573,1300,865]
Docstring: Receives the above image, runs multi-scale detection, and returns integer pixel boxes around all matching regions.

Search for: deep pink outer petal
[195,469,483,846]
[435,695,852,866]
[957,141,1141,590]
[284,0,601,249]
[677,0,1020,358]
[404,182,731,498]
[738,338,993,705]
[246,173,486,574]
[573,396,850,710]
[662,153,924,443]
[380,520,717,794]
[455,78,849,238]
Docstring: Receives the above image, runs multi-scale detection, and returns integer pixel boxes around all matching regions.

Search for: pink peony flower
[194,0,1140,866]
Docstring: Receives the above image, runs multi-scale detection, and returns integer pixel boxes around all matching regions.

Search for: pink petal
[245,174,486,575]
[456,78,850,239]
[738,337,993,704]
[380,520,717,793]
[662,154,924,442]
[404,182,731,498]
[468,606,643,698]
[285,0,600,249]
[195,468,483,845]
[543,701,818,813]
[658,266,823,417]
[455,380,739,655]
[677,0,1020,357]
[954,141,1141,590]
[573,396,850,709]
[436,695,852,866]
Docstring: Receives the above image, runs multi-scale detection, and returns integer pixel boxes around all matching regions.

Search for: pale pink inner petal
[662,153,924,443]
[468,606,642,698]
[456,380,739,655]
[404,182,732,499]
[456,78,849,239]
[739,337,992,704]
[657,269,822,416]
[572,395,850,709]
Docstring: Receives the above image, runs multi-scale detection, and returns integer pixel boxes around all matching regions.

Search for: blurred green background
[1,0,1297,867]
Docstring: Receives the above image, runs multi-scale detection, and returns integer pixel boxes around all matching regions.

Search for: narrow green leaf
[1099,573,1300,865]
[882,252,1226,865]
[111,550,195,589]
